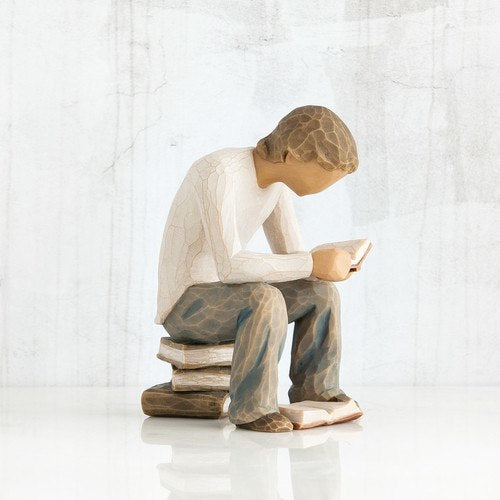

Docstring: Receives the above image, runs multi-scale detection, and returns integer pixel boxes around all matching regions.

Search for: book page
[312,239,371,266]
[297,399,358,416]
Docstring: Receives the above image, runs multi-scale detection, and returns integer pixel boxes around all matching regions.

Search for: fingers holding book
[311,247,351,281]
[310,239,372,281]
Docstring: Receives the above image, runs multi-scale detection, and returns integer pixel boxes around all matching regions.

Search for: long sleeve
[263,187,306,254]
[195,166,313,284]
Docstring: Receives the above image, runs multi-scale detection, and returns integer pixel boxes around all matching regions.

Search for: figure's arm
[194,167,312,284]
[263,187,305,254]
[263,187,353,282]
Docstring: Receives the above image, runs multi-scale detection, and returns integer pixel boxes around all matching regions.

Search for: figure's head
[255,105,358,196]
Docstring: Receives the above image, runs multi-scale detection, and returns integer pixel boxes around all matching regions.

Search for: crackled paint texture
[0,1,499,386]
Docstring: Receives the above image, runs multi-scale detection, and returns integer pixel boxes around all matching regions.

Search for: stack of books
[141,338,363,428]
[141,337,234,419]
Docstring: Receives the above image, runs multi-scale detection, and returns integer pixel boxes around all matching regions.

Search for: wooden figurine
[146,105,370,432]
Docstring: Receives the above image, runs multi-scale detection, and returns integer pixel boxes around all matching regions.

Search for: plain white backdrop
[1,0,499,387]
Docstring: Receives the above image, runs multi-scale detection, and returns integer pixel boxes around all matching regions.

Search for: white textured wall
[1,0,499,386]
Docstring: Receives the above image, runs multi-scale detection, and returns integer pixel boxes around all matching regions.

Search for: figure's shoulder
[189,147,253,180]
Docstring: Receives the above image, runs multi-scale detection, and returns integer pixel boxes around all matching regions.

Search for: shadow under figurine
[143,105,370,432]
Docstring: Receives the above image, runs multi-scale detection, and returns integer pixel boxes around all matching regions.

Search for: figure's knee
[305,280,340,308]
[245,282,288,332]
[247,282,286,307]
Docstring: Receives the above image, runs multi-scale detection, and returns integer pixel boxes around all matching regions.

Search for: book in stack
[141,337,234,419]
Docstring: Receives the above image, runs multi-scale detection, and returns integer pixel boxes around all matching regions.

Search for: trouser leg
[163,282,288,425]
[272,279,347,403]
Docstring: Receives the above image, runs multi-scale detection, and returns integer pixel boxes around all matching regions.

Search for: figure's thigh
[271,279,339,323]
[164,282,262,344]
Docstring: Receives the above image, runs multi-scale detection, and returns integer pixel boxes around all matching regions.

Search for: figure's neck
[252,148,280,189]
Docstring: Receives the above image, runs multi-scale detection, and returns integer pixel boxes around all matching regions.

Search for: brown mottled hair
[255,105,359,173]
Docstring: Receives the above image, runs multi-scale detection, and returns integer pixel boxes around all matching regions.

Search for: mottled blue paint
[316,309,331,349]
[232,330,269,402]
[296,309,331,373]
[181,299,204,319]
[236,307,253,329]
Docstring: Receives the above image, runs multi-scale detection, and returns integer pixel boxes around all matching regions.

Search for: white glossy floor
[0,386,499,499]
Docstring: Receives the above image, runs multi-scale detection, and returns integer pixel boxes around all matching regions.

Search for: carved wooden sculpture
[147,105,369,432]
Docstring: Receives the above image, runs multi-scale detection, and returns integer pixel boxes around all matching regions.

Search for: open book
[312,238,372,272]
[278,399,363,429]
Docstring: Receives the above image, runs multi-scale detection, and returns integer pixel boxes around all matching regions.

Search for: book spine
[171,367,231,392]
[172,381,230,392]
[156,352,231,370]
[142,389,228,418]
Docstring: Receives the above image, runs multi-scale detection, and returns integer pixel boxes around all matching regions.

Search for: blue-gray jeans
[164,279,347,424]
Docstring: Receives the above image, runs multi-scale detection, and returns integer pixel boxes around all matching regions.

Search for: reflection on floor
[0,387,499,499]
[142,417,360,499]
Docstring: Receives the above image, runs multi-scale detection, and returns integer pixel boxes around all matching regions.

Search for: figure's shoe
[327,393,351,403]
[236,412,293,433]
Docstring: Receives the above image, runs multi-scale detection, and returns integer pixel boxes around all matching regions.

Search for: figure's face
[280,153,348,196]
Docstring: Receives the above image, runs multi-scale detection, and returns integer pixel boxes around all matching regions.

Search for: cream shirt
[155,147,313,324]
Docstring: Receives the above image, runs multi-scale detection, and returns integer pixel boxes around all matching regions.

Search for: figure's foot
[236,412,293,433]
[326,393,351,403]
[327,395,361,407]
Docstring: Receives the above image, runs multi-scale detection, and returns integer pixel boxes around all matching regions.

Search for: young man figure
[156,105,360,432]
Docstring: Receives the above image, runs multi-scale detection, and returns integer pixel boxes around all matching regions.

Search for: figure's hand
[311,248,351,281]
